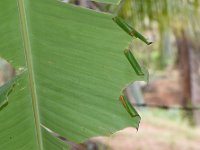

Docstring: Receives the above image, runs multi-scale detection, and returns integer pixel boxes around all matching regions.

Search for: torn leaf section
[0,58,16,86]
[112,16,152,45]
[0,68,26,109]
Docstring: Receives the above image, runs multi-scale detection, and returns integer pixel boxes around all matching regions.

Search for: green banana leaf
[0,0,147,149]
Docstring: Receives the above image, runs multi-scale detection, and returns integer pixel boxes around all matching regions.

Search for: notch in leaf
[112,16,152,45]
[124,49,144,76]
[119,95,140,118]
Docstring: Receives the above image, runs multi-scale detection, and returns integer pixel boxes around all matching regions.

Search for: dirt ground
[93,116,200,150]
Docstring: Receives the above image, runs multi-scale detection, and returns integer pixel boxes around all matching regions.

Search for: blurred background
[1,0,200,149]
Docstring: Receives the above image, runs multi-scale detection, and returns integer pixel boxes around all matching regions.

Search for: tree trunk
[176,30,191,106]
[175,30,195,125]
[190,45,200,125]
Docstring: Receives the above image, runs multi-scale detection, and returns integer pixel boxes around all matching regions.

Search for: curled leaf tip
[112,16,133,36]
[112,16,152,45]
[124,49,144,76]
[119,95,140,118]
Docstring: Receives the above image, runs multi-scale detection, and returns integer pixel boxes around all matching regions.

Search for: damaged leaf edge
[112,16,153,45]
[0,67,26,110]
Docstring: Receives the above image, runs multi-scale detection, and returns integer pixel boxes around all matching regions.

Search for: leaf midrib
[17,0,43,149]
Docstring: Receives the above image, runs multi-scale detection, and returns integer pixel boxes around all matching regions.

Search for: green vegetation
[0,0,149,149]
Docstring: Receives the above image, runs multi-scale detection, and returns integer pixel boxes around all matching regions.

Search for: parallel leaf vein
[17,0,43,149]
